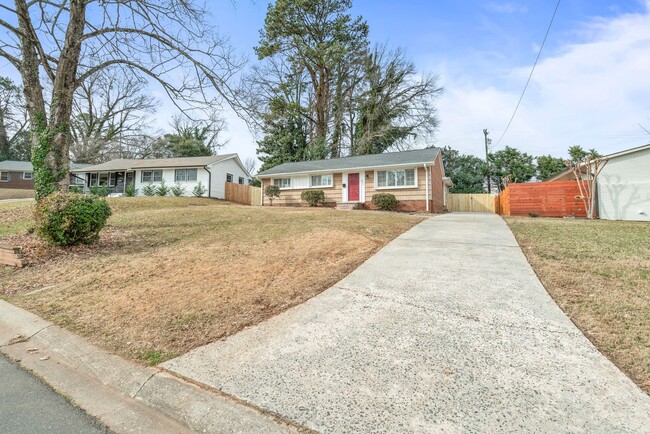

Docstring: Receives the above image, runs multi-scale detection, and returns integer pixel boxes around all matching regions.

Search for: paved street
[0,354,108,434]
[164,213,650,433]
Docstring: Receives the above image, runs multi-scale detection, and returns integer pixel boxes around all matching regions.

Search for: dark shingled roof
[257,148,440,177]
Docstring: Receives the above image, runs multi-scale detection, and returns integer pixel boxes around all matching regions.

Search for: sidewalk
[0,300,294,434]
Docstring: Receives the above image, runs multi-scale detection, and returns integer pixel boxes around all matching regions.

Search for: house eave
[257,161,438,178]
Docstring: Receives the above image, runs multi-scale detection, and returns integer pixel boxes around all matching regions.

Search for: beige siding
[364,167,428,201]
[260,155,446,213]
[262,173,343,206]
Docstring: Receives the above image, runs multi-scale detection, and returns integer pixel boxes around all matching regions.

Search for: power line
[494,0,561,147]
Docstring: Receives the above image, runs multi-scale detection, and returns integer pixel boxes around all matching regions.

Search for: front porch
[81,171,135,195]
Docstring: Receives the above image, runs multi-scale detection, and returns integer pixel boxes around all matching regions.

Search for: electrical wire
[494,0,561,147]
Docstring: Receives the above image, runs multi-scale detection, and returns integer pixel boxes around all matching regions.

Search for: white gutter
[424,163,429,212]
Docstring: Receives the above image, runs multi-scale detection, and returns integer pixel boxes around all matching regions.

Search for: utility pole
[483,129,491,193]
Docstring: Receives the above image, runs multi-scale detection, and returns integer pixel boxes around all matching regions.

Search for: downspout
[424,163,430,213]
[260,179,264,206]
[204,166,212,198]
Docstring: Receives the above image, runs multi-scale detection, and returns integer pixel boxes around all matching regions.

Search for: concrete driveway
[163,213,650,433]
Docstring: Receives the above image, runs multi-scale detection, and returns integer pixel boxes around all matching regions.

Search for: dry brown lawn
[0,188,35,200]
[505,217,650,393]
[0,197,423,365]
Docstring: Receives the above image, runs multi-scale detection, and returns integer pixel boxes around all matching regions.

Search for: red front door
[348,173,360,201]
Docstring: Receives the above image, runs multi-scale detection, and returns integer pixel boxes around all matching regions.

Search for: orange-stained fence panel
[498,181,588,218]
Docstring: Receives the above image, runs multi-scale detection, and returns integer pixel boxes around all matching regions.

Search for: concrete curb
[0,300,293,433]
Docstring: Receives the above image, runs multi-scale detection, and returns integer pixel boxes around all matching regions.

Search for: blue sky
[199,0,650,166]
[2,1,649,166]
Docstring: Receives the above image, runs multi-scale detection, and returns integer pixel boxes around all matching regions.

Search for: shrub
[371,193,399,211]
[192,181,207,197]
[89,185,110,197]
[142,183,156,196]
[155,180,170,196]
[264,185,280,206]
[34,191,112,246]
[68,185,82,194]
[124,182,137,197]
[301,189,325,206]
[250,178,261,187]
[171,183,186,197]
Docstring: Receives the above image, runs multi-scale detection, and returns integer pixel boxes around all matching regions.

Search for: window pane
[396,170,405,186]
[281,178,290,188]
[226,173,233,183]
[377,171,386,187]
[175,170,186,182]
[23,172,33,179]
[153,171,163,182]
[387,171,396,187]
[187,169,197,181]
[311,175,321,186]
[238,177,244,184]
[91,173,98,185]
[0,172,8,181]
[405,169,415,186]
[142,171,151,182]
[99,173,108,185]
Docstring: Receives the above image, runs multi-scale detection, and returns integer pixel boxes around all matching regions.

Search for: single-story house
[548,143,650,221]
[0,160,90,190]
[71,154,251,199]
[256,148,452,212]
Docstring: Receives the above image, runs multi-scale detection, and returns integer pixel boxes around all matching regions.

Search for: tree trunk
[15,0,87,198]
[0,111,8,157]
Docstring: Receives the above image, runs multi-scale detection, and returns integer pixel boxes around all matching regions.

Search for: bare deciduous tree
[0,0,244,198]
[243,157,257,175]
[0,76,28,159]
[566,146,608,219]
[70,69,157,164]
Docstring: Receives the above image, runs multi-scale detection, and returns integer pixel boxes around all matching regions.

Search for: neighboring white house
[71,154,251,199]
[548,144,650,221]
[597,144,650,221]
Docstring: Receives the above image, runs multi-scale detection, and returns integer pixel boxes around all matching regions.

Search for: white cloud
[435,3,650,158]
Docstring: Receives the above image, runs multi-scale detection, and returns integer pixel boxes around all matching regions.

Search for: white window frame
[0,171,9,182]
[22,172,33,180]
[273,178,291,189]
[271,173,334,190]
[310,174,333,188]
[375,168,418,189]
[175,168,197,182]
[238,176,244,185]
[141,170,163,183]
[226,173,233,183]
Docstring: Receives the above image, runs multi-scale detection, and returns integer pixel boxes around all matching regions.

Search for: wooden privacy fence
[447,193,500,213]
[224,182,261,206]
[499,181,587,217]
